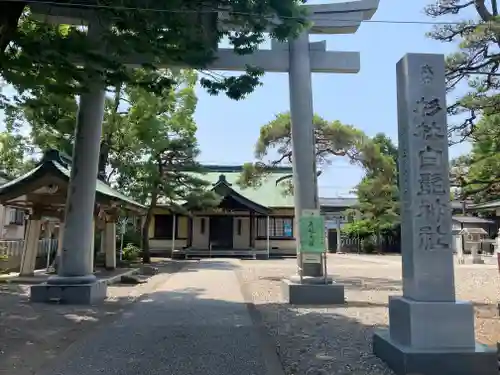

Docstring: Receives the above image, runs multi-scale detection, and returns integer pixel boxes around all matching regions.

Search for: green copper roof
[0,149,145,211]
[51,161,145,210]
[199,165,295,208]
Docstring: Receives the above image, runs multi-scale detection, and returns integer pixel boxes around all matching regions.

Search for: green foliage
[1,68,220,264]
[110,69,220,262]
[361,237,376,254]
[341,219,374,239]
[2,78,140,180]
[425,1,500,140]
[1,1,309,105]
[119,230,142,249]
[238,112,390,192]
[0,257,8,273]
[115,69,219,210]
[451,114,500,203]
[0,130,35,177]
[239,115,400,244]
[122,243,141,262]
[345,133,399,237]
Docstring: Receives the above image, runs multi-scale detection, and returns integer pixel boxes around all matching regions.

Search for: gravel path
[0,260,185,375]
[36,259,278,375]
[237,254,500,375]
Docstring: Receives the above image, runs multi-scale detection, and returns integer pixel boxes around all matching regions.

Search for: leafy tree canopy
[238,112,392,192]
[1,1,309,104]
[1,68,221,263]
[343,133,399,237]
[452,114,500,202]
[112,69,220,262]
[0,130,34,177]
[425,0,500,140]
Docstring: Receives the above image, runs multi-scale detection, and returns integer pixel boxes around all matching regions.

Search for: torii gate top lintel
[28,0,379,36]
[26,0,380,73]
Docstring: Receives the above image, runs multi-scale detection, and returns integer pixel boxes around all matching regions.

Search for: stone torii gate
[26,0,379,304]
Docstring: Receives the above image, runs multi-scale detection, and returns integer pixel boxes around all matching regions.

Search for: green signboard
[299,210,325,253]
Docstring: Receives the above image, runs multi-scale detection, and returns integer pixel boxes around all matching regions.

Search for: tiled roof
[468,200,500,211]
[452,216,495,224]
[194,165,295,207]
[319,197,358,207]
[0,149,145,210]
[187,166,360,209]
[52,161,145,210]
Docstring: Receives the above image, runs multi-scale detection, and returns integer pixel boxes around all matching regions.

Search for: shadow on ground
[1,259,497,375]
[26,286,396,375]
[0,259,189,375]
[0,257,394,375]
[259,274,402,293]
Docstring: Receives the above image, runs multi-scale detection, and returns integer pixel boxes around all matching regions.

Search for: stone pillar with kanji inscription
[373,53,497,375]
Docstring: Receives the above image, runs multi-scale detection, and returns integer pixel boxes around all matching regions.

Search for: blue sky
[194,0,474,197]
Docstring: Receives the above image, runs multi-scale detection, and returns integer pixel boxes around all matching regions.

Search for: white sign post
[298,209,328,284]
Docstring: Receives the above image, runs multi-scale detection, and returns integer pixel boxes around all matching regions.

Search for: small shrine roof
[0,149,145,212]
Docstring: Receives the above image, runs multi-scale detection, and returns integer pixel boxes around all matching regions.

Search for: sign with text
[299,209,325,253]
[302,253,322,263]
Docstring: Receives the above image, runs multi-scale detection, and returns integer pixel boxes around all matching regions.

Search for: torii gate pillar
[31,21,108,304]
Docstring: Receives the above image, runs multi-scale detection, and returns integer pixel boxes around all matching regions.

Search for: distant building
[320,197,357,252]
[149,165,297,258]
[0,173,26,240]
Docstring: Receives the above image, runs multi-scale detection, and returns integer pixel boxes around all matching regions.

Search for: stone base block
[373,329,498,375]
[388,296,476,349]
[30,280,108,304]
[281,279,345,305]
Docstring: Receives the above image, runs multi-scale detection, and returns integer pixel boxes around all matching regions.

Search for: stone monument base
[373,329,497,375]
[30,280,108,304]
[373,296,498,375]
[281,277,345,305]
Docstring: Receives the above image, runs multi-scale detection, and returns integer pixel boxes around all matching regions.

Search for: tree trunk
[98,141,110,181]
[98,84,122,181]
[0,2,24,55]
[141,190,159,264]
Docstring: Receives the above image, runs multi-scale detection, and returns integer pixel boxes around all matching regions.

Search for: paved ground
[2,255,497,375]
[0,260,185,375]
[35,259,280,375]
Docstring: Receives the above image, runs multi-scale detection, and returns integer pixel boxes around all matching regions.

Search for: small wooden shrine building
[0,149,145,276]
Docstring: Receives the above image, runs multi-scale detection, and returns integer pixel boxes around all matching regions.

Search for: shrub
[116,230,142,251]
[122,243,141,262]
[0,254,8,273]
[362,238,376,254]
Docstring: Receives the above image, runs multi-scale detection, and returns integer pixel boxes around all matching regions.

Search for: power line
[9,0,486,27]
[199,162,363,170]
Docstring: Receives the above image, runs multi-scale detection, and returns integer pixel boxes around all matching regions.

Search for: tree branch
[475,0,493,21]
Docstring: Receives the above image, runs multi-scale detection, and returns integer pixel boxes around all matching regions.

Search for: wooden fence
[340,232,401,253]
[0,239,58,257]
